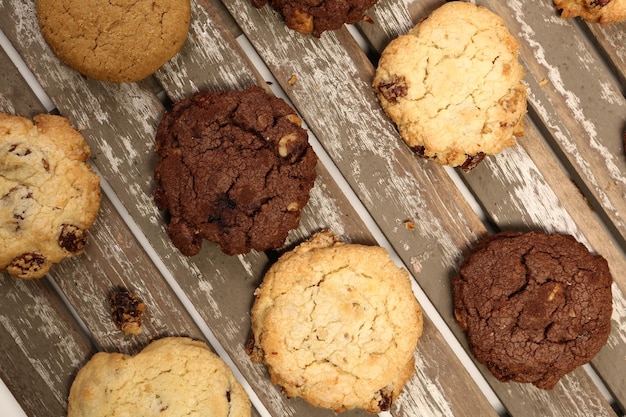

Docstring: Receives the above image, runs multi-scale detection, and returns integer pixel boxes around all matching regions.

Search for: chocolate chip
[375,75,408,104]
[591,0,611,6]
[58,224,87,253]
[9,253,46,276]
[375,386,394,411]
[460,152,486,171]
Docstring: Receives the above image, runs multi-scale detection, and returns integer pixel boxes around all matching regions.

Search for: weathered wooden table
[1,1,625,416]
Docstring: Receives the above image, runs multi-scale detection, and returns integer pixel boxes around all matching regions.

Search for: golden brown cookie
[373,1,527,170]
[555,0,626,23]
[68,337,251,417]
[246,231,423,412]
[36,0,191,82]
[0,113,101,279]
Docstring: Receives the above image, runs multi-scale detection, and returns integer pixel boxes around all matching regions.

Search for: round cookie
[0,113,101,279]
[36,0,190,83]
[153,86,317,256]
[452,231,613,390]
[250,0,378,37]
[67,337,251,417]
[373,1,527,170]
[555,0,626,23]
[246,230,423,412]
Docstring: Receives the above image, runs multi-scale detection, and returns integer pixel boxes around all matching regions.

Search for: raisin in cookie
[68,337,251,417]
[250,0,378,37]
[373,1,527,170]
[453,231,613,390]
[36,0,190,82]
[246,230,423,412]
[555,0,626,23]
[0,113,101,279]
[154,86,317,256]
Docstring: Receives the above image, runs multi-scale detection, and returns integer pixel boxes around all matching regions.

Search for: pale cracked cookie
[0,113,101,279]
[373,1,527,170]
[246,230,423,412]
[36,0,190,82]
[68,337,251,417]
[555,0,626,23]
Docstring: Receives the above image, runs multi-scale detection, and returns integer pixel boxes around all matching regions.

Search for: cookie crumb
[288,74,297,86]
[404,220,415,231]
[538,78,548,86]
[109,286,145,335]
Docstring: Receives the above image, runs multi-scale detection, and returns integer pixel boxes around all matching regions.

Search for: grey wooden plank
[157,1,500,415]
[580,22,626,88]
[485,0,626,247]
[227,0,620,416]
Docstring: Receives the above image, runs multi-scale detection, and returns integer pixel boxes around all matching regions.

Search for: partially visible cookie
[452,231,613,390]
[0,113,101,279]
[250,0,378,37]
[373,1,527,170]
[247,230,423,412]
[154,86,317,256]
[36,0,190,82]
[67,337,251,417]
[555,0,626,23]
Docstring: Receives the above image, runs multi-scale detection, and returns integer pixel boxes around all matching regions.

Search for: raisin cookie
[555,0,626,23]
[246,231,423,412]
[36,0,190,82]
[373,1,527,170]
[67,337,251,417]
[154,86,317,256]
[453,231,613,390]
[0,113,101,279]
[250,0,378,37]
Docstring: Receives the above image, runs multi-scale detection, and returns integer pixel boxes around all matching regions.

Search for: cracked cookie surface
[67,337,251,417]
[0,113,101,279]
[247,230,423,412]
[555,0,626,23]
[452,231,613,390]
[250,0,378,37]
[373,1,527,169]
[36,0,190,82]
[154,86,317,256]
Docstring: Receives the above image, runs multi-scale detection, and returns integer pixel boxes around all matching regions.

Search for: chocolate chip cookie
[555,0,626,23]
[373,1,527,170]
[68,337,251,417]
[0,113,101,279]
[36,0,190,82]
[154,86,317,256]
[250,0,378,37]
[246,230,423,412]
[453,231,613,389]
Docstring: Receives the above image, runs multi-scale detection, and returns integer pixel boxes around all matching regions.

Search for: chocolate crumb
[109,286,146,335]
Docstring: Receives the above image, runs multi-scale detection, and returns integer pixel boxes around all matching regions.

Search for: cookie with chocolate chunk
[0,113,101,279]
[373,1,527,170]
[247,231,423,412]
[67,337,251,417]
[154,86,317,256]
[555,0,626,23]
[250,0,378,37]
[452,231,613,389]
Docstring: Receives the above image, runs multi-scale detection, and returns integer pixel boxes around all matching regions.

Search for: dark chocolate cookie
[154,86,317,256]
[250,0,378,37]
[453,231,613,390]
